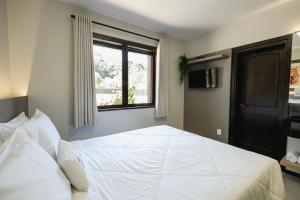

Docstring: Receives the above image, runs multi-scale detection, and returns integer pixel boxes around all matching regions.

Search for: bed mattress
[71,125,285,200]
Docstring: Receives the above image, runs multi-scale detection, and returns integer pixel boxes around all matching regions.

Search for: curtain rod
[70,15,159,42]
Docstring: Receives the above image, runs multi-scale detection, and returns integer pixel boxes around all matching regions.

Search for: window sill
[98,105,155,112]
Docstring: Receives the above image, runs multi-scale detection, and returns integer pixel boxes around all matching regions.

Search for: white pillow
[0,129,72,200]
[57,140,89,192]
[7,112,28,124]
[20,109,61,158]
[0,112,28,144]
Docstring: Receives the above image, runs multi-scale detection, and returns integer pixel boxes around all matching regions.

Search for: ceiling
[61,0,287,40]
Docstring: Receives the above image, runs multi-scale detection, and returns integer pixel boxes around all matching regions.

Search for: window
[93,33,156,110]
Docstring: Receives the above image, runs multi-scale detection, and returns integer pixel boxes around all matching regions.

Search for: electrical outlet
[217,129,222,136]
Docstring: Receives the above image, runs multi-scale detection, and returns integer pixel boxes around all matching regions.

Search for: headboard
[0,96,28,123]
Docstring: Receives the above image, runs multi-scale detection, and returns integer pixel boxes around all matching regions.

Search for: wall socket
[217,129,222,136]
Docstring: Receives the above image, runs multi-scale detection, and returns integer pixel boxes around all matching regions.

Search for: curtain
[155,35,168,119]
[73,15,96,129]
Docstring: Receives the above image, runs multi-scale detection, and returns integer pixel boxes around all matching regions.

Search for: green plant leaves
[179,55,188,84]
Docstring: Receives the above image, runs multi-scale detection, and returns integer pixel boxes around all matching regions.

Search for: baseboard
[282,168,300,178]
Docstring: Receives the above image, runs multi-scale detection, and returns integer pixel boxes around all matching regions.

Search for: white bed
[71,125,285,200]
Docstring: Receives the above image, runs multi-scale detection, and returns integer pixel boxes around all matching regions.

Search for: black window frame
[93,33,156,111]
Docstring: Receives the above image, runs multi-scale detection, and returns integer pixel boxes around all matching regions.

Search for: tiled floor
[283,173,300,200]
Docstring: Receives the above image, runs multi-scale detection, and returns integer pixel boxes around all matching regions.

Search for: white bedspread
[71,125,285,200]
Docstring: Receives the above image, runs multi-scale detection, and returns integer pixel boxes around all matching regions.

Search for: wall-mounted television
[188,68,217,89]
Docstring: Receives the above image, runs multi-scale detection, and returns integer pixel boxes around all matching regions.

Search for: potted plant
[178,55,188,84]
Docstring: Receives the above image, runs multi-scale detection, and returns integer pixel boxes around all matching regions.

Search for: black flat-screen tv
[188,68,217,88]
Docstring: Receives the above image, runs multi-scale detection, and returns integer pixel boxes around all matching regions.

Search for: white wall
[0,0,12,98]
[292,48,300,60]
[186,0,300,57]
[6,0,185,140]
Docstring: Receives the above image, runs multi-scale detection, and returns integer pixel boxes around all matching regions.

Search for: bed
[0,97,285,200]
[71,125,285,200]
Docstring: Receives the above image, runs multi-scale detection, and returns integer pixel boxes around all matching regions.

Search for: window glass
[93,45,122,106]
[128,52,153,104]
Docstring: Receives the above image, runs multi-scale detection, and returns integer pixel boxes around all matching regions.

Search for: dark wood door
[229,35,292,160]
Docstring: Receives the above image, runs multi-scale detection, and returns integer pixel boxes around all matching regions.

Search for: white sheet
[71,125,285,200]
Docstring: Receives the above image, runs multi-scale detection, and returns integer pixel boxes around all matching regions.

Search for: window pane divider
[122,46,129,106]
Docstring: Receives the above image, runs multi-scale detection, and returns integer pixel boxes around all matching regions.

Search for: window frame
[93,33,156,111]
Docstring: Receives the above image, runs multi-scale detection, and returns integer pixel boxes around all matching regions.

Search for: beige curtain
[73,15,96,128]
[155,35,168,119]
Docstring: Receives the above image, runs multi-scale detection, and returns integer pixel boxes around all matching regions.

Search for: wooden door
[229,35,292,160]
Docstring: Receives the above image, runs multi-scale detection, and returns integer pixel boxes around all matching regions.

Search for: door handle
[240,104,246,108]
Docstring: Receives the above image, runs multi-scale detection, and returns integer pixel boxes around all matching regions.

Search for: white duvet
[71,125,285,200]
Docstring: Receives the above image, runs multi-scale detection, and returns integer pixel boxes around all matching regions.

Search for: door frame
[229,35,292,160]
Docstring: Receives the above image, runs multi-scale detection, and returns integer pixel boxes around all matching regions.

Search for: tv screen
[188,68,217,88]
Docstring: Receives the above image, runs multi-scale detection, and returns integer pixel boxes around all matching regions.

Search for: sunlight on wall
[0,77,12,99]
[0,0,12,99]
[7,0,45,97]
[0,70,12,99]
